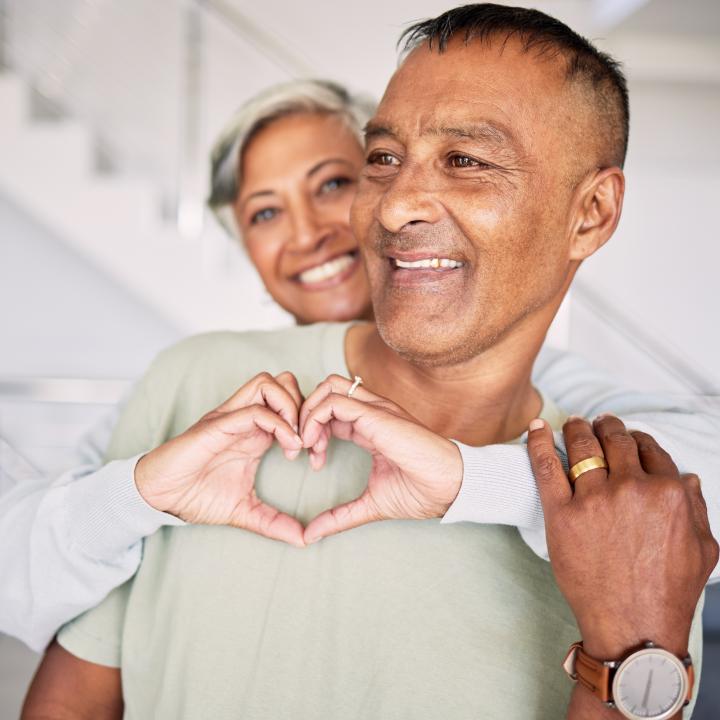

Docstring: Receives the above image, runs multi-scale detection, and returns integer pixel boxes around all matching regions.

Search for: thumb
[526,418,571,512]
[304,492,383,545]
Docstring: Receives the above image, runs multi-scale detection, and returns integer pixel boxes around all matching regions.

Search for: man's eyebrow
[426,122,516,147]
[364,120,520,151]
[363,122,398,141]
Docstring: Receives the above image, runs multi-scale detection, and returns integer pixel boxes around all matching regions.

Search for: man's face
[351,37,586,366]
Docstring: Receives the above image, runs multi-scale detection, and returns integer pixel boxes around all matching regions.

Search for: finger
[301,393,377,452]
[526,418,572,512]
[215,372,276,412]
[562,416,607,493]
[593,414,642,477]
[304,491,382,544]
[217,373,300,431]
[274,371,303,412]
[308,424,332,471]
[309,413,362,472]
[682,473,713,537]
[238,499,306,548]
[630,430,678,476]
[299,374,389,434]
[207,405,302,453]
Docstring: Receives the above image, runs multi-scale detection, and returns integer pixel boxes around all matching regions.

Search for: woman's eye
[319,176,352,194]
[367,152,399,167]
[250,207,278,225]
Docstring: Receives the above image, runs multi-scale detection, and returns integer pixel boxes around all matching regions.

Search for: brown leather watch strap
[573,644,612,703]
[685,661,695,704]
[566,642,695,707]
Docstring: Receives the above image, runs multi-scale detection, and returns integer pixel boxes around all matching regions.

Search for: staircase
[0,71,284,334]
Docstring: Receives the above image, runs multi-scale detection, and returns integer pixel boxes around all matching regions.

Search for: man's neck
[345,321,547,447]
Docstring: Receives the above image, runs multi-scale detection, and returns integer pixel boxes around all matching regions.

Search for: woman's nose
[287,200,329,252]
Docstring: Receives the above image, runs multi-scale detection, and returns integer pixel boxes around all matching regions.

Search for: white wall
[0,192,181,472]
[569,77,720,395]
[0,193,180,379]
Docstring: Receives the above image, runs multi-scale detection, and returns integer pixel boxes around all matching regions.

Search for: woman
[1,79,717,654]
[208,79,375,324]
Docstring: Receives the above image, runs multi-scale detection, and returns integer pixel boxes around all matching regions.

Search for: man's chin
[375,312,480,368]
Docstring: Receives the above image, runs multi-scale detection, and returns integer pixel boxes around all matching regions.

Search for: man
[23,5,718,719]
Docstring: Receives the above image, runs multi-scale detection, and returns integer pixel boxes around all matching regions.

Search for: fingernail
[286,449,301,461]
[595,412,614,420]
[293,434,302,446]
[566,415,584,422]
[307,535,323,545]
[528,418,544,431]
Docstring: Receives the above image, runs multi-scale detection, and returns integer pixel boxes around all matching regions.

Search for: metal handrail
[193,0,314,77]
[0,378,131,404]
[175,0,316,237]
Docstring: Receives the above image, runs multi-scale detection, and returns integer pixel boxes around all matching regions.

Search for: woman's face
[235,112,371,324]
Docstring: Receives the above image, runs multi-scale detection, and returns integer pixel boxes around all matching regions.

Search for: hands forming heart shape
[134,372,463,548]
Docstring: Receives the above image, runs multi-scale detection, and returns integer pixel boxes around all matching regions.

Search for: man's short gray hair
[208,79,376,237]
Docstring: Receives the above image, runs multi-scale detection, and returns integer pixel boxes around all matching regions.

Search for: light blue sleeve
[443,346,720,583]
[0,402,182,652]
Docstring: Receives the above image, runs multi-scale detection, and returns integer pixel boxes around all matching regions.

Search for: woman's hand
[299,374,464,543]
[135,371,306,547]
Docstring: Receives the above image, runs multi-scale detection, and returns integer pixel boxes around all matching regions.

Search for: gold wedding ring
[347,376,363,397]
[568,456,608,483]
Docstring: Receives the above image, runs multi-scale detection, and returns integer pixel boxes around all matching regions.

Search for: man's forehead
[380,37,566,119]
[370,39,571,150]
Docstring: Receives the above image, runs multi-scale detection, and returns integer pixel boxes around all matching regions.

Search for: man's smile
[393,257,464,269]
[383,250,467,288]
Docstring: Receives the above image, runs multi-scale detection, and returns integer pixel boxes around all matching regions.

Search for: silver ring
[347,376,363,397]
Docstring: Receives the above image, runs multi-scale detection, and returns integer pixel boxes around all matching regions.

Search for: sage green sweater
[58,323,702,719]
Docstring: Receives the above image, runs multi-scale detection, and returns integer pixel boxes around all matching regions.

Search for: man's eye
[250,208,278,225]
[367,152,399,167]
[319,176,352,194]
[448,155,482,168]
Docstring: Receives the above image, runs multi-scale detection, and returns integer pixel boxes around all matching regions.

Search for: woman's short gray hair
[208,79,376,237]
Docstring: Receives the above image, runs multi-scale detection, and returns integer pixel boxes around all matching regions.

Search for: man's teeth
[394,258,464,269]
[298,253,355,284]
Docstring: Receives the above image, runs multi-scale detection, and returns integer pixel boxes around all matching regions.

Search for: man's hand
[299,375,463,543]
[527,414,718,718]
[135,371,306,547]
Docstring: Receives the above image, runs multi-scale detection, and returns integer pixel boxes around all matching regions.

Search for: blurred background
[0,0,718,717]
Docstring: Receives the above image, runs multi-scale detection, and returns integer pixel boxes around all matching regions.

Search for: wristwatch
[563,641,694,720]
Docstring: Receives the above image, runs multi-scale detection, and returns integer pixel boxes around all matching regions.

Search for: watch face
[612,648,688,720]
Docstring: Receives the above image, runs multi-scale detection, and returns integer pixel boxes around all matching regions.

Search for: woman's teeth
[394,258,464,269]
[298,253,355,284]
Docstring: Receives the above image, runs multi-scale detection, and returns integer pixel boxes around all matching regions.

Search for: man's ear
[568,167,625,261]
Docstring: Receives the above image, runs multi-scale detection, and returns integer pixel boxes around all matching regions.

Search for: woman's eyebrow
[306,158,356,178]
[240,189,276,212]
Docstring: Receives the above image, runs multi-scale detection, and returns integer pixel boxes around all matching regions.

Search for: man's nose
[376,164,444,233]
[287,197,330,252]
